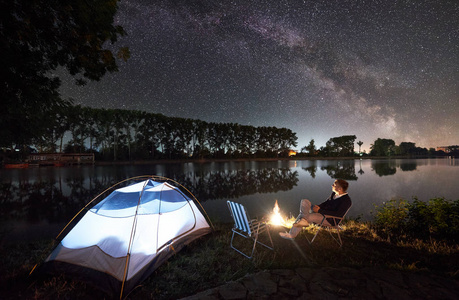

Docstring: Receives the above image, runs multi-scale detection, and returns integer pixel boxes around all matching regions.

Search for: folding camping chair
[227,201,274,259]
[305,205,352,248]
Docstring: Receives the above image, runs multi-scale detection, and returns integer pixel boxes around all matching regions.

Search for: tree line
[368,138,458,157]
[30,105,298,160]
[3,103,456,162]
[298,137,457,159]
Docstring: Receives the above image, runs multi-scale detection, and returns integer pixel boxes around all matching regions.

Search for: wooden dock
[27,153,95,166]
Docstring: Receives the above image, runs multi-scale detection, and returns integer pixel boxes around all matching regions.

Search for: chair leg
[304,226,343,247]
[231,230,254,259]
[305,225,322,244]
[250,224,274,257]
[327,227,343,247]
[230,224,274,259]
[254,224,274,251]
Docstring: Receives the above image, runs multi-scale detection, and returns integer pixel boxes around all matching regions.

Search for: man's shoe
[293,218,309,227]
[279,232,294,240]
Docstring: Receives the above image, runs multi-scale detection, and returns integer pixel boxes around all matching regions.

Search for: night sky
[58,0,458,152]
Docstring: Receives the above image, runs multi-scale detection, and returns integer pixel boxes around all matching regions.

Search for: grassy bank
[1,221,458,299]
[1,198,458,299]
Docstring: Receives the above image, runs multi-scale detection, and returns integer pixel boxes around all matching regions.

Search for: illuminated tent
[41,178,211,298]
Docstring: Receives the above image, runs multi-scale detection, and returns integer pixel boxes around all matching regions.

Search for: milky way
[58,0,458,152]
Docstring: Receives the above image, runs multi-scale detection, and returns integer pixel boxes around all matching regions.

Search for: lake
[1,158,458,242]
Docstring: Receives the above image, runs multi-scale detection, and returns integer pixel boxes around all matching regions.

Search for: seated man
[279,179,352,240]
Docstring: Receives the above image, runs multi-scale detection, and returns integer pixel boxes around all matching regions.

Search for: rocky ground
[181,267,459,299]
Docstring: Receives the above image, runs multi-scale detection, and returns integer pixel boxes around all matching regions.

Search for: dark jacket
[318,192,352,226]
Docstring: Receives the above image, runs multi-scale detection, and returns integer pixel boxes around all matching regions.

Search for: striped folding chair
[305,205,352,248]
[227,201,274,259]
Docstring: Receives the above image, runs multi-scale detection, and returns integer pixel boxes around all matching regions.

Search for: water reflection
[320,160,358,180]
[358,160,365,175]
[0,167,299,225]
[172,168,299,200]
[302,164,317,178]
[301,160,360,180]
[1,158,458,241]
[372,160,397,176]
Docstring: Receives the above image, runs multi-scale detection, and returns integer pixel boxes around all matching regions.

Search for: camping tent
[41,177,211,298]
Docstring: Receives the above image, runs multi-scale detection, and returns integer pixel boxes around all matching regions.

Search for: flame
[269,200,296,228]
[270,200,284,226]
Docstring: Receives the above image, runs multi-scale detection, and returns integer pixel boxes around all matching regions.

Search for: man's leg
[298,199,332,226]
[279,199,331,240]
[306,213,332,226]
[280,199,312,239]
[293,199,312,227]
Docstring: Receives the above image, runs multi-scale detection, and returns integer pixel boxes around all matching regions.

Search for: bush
[408,197,459,241]
[373,197,459,243]
[373,199,410,237]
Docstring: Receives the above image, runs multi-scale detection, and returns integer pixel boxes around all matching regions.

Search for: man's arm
[316,193,334,213]
[312,205,320,213]
[318,195,351,217]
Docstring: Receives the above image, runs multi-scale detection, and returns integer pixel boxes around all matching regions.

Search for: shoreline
[3,155,455,168]
[95,156,360,165]
[93,155,449,166]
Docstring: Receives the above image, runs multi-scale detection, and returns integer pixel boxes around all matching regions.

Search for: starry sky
[58,0,458,152]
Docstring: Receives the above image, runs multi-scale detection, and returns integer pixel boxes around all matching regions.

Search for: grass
[0,219,458,300]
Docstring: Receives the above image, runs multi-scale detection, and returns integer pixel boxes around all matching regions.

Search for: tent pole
[119,253,131,300]
[119,179,148,299]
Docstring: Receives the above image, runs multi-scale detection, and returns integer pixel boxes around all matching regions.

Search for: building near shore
[28,153,94,166]
[436,145,459,153]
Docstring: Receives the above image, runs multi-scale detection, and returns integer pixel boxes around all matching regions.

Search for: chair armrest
[251,218,269,226]
[323,215,343,220]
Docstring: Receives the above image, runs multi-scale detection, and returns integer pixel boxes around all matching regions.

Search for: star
[58,0,459,152]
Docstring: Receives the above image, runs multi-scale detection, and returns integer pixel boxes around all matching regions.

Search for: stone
[180,287,220,300]
[378,280,412,300]
[309,282,339,299]
[218,281,247,300]
[362,268,407,288]
[272,269,295,277]
[240,271,277,297]
[295,267,315,281]
[278,286,300,297]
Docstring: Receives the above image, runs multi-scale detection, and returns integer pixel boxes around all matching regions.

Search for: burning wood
[269,200,294,228]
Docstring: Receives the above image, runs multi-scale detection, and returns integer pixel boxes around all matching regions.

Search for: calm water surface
[1,158,458,242]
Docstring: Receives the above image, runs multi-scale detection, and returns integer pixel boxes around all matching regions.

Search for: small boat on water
[4,163,29,169]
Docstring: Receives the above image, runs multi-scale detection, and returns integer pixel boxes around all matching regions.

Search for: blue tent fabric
[91,180,191,216]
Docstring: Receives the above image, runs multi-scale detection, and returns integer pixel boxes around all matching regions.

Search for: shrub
[408,197,459,241]
[373,198,410,237]
[373,197,459,243]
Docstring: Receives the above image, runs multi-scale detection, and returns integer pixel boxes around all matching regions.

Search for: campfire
[269,200,295,228]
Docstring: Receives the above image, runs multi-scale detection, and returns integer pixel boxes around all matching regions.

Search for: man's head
[333,179,349,193]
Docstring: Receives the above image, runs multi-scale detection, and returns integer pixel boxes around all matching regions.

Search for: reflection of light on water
[269,200,295,228]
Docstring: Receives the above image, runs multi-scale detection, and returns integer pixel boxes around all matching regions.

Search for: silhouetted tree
[357,140,363,155]
[399,142,417,156]
[1,0,128,148]
[304,139,316,156]
[370,138,396,156]
[323,135,356,156]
